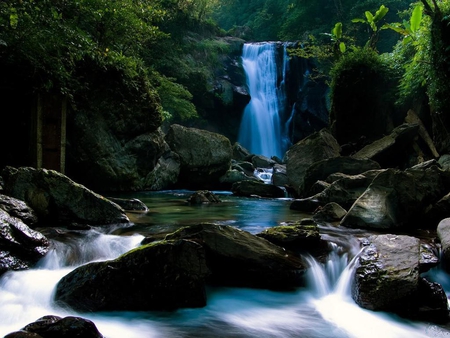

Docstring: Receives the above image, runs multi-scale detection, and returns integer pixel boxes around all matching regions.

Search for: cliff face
[196,40,329,148]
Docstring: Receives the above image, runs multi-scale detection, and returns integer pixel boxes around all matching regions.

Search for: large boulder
[341,166,450,230]
[2,167,129,225]
[285,129,340,196]
[67,109,165,191]
[165,124,232,190]
[54,239,209,312]
[0,209,50,276]
[290,170,381,212]
[143,145,181,191]
[165,223,305,290]
[299,156,380,196]
[5,315,104,338]
[352,123,419,168]
[353,234,449,321]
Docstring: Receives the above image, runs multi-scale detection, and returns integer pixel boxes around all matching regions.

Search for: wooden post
[35,94,67,173]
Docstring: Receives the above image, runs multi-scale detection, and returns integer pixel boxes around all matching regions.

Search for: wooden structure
[33,94,67,173]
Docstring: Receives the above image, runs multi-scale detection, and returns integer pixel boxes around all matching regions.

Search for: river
[0,190,448,337]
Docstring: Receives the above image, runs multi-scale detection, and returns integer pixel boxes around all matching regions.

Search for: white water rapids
[0,224,439,338]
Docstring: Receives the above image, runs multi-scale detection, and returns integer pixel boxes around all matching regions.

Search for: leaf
[339,42,346,53]
[9,8,18,29]
[382,23,408,35]
[373,5,389,23]
[365,11,374,24]
[410,4,423,33]
[351,18,366,23]
[332,22,343,39]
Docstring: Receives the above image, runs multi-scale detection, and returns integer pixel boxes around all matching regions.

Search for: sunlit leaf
[339,42,346,53]
[373,5,389,22]
[410,4,423,33]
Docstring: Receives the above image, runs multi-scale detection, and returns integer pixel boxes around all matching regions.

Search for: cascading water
[0,193,443,337]
[238,43,285,159]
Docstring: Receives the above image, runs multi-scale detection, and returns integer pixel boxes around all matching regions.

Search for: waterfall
[238,42,285,159]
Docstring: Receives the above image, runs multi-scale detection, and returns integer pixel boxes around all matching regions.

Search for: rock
[341,166,449,230]
[272,164,289,187]
[165,124,232,190]
[252,155,276,168]
[416,277,449,323]
[231,180,286,198]
[256,222,321,251]
[5,315,104,338]
[107,197,147,211]
[299,157,380,197]
[313,202,347,223]
[67,114,165,191]
[0,194,38,227]
[219,169,261,187]
[405,109,439,158]
[2,166,129,226]
[437,218,450,272]
[423,192,450,228]
[232,142,252,161]
[0,209,50,276]
[165,223,305,290]
[438,154,450,171]
[420,243,440,272]
[285,129,340,196]
[187,191,222,204]
[352,123,419,168]
[54,239,209,312]
[232,160,255,176]
[144,146,180,191]
[352,234,420,313]
[290,170,380,212]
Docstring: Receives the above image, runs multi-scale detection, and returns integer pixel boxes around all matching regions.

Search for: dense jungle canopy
[1,0,450,152]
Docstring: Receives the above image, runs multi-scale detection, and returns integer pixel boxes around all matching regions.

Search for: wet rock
[256,222,321,251]
[107,197,147,211]
[423,192,450,228]
[271,164,288,187]
[220,169,261,187]
[144,147,180,191]
[54,239,209,312]
[231,180,285,198]
[419,243,440,273]
[416,277,449,323]
[5,315,104,338]
[165,223,305,290]
[252,155,276,169]
[232,142,251,161]
[0,194,38,227]
[187,190,222,204]
[165,124,232,190]
[290,198,322,213]
[285,129,340,196]
[352,234,420,312]
[0,209,49,276]
[352,123,419,168]
[437,218,450,272]
[342,166,449,230]
[1,166,129,226]
[313,202,347,223]
[299,156,380,197]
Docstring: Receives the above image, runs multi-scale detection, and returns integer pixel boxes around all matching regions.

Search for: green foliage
[352,5,390,48]
[155,74,197,122]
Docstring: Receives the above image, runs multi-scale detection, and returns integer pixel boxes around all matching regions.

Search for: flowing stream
[0,191,447,337]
